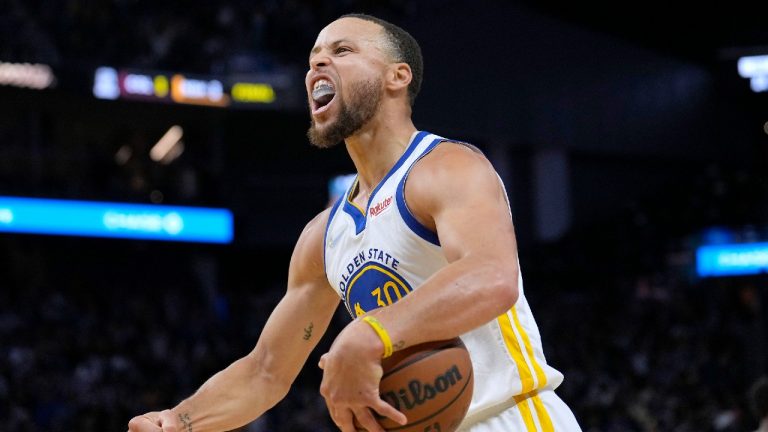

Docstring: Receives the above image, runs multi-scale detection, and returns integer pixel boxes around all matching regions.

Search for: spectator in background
[751,376,768,432]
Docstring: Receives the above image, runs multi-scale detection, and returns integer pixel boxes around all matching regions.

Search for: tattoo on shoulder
[178,413,193,432]
[303,322,314,340]
[393,340,405,351]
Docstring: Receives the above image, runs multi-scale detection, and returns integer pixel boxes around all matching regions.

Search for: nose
[309,52,330,70]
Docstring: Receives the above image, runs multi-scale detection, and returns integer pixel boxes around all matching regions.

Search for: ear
[385,63,412,94]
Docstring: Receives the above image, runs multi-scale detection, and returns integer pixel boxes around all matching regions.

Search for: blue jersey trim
[395,137,443,246]
[341,131,430,235]
[323,195,344,273]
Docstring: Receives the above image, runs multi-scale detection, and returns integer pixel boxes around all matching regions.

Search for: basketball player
[128,14,581,432]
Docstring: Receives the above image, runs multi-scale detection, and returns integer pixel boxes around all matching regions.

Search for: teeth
[312,79,335,102]
[313,79,333,91]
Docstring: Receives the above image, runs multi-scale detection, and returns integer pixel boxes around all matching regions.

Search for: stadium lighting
[150,125,184,164]
[0,61,56,89]
[93,66,119,99]
[697,242,768,277]
[737,55,768,93]
[0,196,233,243]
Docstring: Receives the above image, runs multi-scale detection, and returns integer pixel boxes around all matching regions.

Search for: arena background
[1,1,767,431]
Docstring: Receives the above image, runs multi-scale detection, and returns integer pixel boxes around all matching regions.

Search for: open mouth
[311,79,336,114]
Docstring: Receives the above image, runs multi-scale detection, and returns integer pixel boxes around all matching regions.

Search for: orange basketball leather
[355,338,474,432]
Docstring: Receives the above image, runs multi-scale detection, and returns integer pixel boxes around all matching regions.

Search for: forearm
[171,354,290,432]
[371,256,518,350]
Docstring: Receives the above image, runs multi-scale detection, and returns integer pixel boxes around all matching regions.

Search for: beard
[307,77,382,149]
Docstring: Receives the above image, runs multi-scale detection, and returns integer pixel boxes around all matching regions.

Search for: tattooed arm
[128,209,339,432]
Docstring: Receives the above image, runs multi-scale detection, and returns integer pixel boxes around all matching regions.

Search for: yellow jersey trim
[346,177,366,215]
[512,308,548,389]
[499,311,535,393]
[513,394,538,432]
[532,393,554,432]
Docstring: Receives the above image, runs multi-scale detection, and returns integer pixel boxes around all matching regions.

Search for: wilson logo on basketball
[369,196,393,217]
[381,365,464,411]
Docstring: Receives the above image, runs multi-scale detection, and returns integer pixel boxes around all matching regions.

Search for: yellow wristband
[362,316,393,358]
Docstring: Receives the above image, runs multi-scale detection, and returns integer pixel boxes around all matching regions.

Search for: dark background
[1,0,767,430]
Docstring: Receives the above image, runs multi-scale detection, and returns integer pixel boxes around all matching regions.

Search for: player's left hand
[318,320,407,432]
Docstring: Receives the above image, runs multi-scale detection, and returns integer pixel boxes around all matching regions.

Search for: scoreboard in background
[696,242,768,277]
[737,54,768,93]
[93,66,299,109]
[0,196,233,244]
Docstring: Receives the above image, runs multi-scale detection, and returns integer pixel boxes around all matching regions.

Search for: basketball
[356,337,474,432]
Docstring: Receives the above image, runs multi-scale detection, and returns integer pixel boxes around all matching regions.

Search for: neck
[760,417,768,432]
[344,113,417,196]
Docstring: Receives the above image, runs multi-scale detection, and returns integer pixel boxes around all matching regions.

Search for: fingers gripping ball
[356,337,474,432]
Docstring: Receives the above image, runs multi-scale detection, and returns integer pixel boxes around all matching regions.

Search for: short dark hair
[751,376,768,420]
[340,13,423,107]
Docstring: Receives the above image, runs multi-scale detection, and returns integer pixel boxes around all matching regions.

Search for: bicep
[436,177,517,263]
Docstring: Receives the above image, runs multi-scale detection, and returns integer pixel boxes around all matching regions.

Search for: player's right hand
[127,410,179,432]
[318,320,407,432]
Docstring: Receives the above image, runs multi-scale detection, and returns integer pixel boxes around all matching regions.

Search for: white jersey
[323,131,565,426]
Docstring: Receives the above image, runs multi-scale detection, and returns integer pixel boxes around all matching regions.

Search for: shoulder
[414,140,493,177]
[295,206,333,252]
[407,141,500,202]
[403,140,507,230]
[290,207,333,278]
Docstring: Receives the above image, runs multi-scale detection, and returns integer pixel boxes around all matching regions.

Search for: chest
[324,198,445,317]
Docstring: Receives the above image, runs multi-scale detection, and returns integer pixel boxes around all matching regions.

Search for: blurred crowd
[529,258,766,432]
[523,161,768,431]
[0,239,344,431]
[0,0,413,74]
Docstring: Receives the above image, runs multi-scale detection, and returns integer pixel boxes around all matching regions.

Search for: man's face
[306,18,390,148]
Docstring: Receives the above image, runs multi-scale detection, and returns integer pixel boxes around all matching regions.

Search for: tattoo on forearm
[303,322,314,340]
[393,340,405,350]
[179,413,193,432]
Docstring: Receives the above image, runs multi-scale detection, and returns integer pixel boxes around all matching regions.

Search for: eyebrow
[309,38,353,58]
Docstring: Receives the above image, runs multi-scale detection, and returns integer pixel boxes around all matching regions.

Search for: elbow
[261,374,292,405]
[487,264,519,312]
[244,352,292,404]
